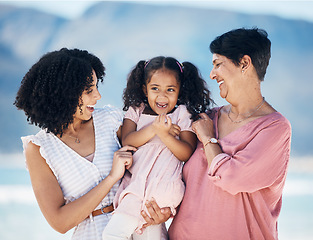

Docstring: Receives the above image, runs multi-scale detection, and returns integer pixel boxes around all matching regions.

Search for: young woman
[14,48,136,240]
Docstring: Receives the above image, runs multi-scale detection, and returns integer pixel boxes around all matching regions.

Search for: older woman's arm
[192,113,222,167]
[207,118,291,195]
[192,112,291,195]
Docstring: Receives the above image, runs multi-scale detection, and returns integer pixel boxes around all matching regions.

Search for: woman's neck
[229,94,264,116]
[228,78,263,115]
[66,118,86,134]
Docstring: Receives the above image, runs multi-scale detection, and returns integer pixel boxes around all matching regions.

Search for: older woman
[168,28,291,239]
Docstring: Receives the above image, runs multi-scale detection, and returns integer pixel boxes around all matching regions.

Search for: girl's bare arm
[121,118,156,147]
[154,115,197,162]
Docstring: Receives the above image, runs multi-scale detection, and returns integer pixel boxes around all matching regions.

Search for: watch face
[211,138,218,143]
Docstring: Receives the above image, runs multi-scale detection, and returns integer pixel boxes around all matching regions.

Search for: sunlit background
[0,1,312,239]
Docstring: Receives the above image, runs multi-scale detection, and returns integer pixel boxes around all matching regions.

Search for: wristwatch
[204,137,219,146]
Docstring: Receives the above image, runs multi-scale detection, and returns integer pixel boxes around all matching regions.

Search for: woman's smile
[86,104,96,113]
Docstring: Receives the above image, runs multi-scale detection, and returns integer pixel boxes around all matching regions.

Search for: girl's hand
[169,124,181,137]
[109,146,136,181]
[140,198,172,230]
[152,114,172,137]
[192,113,215,143]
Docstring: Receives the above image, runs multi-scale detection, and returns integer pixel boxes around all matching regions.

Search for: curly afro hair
[14,48,105,135]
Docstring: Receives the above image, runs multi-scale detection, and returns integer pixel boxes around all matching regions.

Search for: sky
[2,0,313,23]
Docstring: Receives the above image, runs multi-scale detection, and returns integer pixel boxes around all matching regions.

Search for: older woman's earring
[242,70,244,73]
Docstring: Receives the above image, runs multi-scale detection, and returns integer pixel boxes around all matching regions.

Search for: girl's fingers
[165,115,172,126]
[172,129,180,136]
[159,114,165,123]
[174,124,181,131]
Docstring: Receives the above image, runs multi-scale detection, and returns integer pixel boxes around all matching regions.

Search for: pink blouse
[168,108,291,240]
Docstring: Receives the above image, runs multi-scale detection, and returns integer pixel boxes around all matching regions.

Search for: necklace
[228,97,265,123]
[66,134,80,143]
[64,124,82,144]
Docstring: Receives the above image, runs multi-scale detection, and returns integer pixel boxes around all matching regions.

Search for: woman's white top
[21,106,123,240]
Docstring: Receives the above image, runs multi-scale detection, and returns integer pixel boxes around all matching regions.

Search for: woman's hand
[192,113,215,143]
[140,198,172,231]
[109,146,137,181]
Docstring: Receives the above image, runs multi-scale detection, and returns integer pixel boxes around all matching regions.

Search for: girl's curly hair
[122,56,214,120]
[14,48,105,135]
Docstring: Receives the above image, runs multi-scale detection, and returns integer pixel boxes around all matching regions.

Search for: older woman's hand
[192,113,215,143]
[139,198,172,232]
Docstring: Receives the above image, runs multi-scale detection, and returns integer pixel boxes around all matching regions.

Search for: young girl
[102,56,213,239]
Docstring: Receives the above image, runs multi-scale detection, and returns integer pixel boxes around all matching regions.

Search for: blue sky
[2,0,313,23]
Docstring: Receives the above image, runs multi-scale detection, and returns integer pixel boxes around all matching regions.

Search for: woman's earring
[79,104,83,115]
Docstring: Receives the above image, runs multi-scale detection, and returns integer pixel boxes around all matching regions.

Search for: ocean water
[0,167,312,240]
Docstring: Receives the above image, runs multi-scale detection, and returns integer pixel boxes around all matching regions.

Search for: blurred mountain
[0,4,67,153]
[0,1,312,156]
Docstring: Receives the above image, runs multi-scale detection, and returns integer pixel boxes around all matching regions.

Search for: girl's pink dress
[113,104,193,231]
